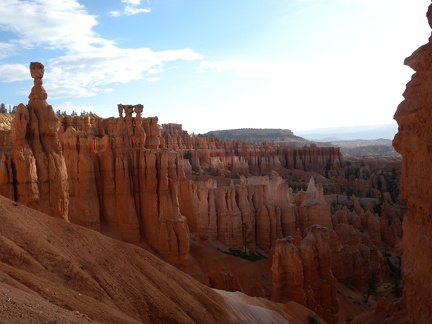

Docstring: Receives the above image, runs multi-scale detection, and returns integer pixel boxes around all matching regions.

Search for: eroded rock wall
[162,124,344,178]
[393,4,432,322]
[271,225,338,323]
[58,113,190,253]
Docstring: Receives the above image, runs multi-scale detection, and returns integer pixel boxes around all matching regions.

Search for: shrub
[308,314,320,324]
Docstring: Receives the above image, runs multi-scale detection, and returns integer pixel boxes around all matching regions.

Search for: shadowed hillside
[0,195,313,323]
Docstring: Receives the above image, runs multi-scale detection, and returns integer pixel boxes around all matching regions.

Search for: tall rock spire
[11,62,69,220]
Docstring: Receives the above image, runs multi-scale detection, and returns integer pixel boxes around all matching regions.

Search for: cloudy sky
[0,0,430,134]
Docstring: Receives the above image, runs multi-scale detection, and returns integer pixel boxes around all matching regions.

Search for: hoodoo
[0,59,409,322]
[11,62,69,220]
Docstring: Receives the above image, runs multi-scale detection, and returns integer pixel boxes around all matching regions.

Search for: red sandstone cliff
[393,3,432,323]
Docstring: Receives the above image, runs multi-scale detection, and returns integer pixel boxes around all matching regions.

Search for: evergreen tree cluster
[0,103,17,114]
[0,103,92,117]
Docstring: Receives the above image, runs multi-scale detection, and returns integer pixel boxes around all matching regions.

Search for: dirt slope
[0,195,314,323]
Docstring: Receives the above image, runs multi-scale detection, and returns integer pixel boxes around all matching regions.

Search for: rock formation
[11,62,69,220]
[57,112,190,251]
[0,61,406,323]
[271,225,338,323]
[393,3,432,322]
[0,65,190,253]
[271,236,306,305]
[161,124,344,178]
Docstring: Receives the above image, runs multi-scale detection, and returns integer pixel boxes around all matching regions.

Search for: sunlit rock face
[0,64,190,254]
[393,4,432,323]
[57,111,190,253]
[11,62,69,220]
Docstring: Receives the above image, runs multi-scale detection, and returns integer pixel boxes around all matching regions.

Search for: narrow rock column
[11,62,69,220]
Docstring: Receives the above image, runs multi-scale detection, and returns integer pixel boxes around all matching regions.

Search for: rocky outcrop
[379,202,402,247]
[10,63,69,220]
[393,3,432,322]
[271,236,306,305]
[160,124,344,178]
[161,123,188,149]
[330,199,389,288]
[58,112,190,252]
[61,126,100,229]
[332,222,388,287]
[0,152,14,198]
[179,173,300,252]
[207,141,344,177]
[0,64,190,254]
[271,225,338,323]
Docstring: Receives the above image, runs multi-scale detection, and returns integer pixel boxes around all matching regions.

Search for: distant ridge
[295,124,398,141]
[204,128,307,143]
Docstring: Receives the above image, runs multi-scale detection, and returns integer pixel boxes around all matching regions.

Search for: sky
[0,0,431,134]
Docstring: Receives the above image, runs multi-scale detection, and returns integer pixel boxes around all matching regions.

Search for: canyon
[0,61,410,323]
[6,3,432,318]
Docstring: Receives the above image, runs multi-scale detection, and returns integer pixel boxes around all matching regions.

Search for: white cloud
[109,10,122,17]
[40,47,202,99]
[0,64,29,82]
[109,0,150,17]
[124,6,150,15]
[0,43,15,60]
[0,0,202,99]
[122,0,141,5]
[0,0,112,51]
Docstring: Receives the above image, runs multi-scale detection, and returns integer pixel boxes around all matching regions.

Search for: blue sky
[0,0,430,134]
